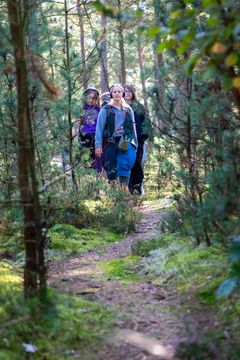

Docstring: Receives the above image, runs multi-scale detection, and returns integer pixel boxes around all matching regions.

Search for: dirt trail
[48,201,187,360]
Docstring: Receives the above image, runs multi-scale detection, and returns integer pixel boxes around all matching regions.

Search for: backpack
[103,105,134,141]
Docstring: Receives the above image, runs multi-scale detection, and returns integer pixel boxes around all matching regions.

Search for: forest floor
[48,199,223,360]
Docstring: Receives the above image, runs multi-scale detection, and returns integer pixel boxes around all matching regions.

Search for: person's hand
[95,147,103,158]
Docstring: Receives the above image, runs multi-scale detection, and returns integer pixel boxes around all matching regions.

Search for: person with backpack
[95,84,138,188]
[123,84,150,195]
[78,87,102,174]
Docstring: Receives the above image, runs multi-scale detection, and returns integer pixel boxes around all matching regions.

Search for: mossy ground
[99,256,141,282]
[0,287,113,360]
[48,224,122,258]
[135,231,240,359]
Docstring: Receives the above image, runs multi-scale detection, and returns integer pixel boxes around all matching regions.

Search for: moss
[141,233,228,292]
[99,256,140,281]
[49,224,122,256]
[0,262,22,296]
[0,290,113,360]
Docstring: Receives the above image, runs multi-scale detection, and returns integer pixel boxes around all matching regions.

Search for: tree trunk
[137,37,148,110]
[7,0,46,298]
[77,0,88,90]
[64,0,77,188]
[117,0,126,84]
[153,0,165,106]
[100,15,109,93]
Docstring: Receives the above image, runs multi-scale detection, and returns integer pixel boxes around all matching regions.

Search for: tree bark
[100,15,109,93]
[7,0,46,297]
[117,0,126,84]
[77,0,88,90]
[153,0,165,105]
[137,37,148,110]
[64,0,77,188]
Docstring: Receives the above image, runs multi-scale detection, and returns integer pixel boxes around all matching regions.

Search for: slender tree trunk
[153,0,165,106]
[117,0,126,84]
[77,0,88,89]
[137,37,148,110]
[100,15,109,92]
[64,0,77,188]
[7,0,46,297]
[118,24,126,84]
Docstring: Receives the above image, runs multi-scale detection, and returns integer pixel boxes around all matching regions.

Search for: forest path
[48,199,188,360]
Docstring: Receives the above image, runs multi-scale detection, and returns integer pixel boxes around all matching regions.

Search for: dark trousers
[129,145,144,194]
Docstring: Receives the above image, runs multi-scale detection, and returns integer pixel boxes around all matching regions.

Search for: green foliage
[48,224,121,256]
[99,256,140,282]
[95,191,141,234]
[0,290,113,359]
[141,233,228,291]
[47,186,95,229]
[132,237,168,257]
[149,1,240,91]
[0,262,22,296]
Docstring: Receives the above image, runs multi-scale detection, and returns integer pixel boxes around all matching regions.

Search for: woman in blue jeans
[95,84,138,188]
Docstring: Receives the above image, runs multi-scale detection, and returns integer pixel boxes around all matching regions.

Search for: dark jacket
[130,101,149,147]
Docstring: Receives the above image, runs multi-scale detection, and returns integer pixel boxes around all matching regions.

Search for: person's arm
[95,108,107,157]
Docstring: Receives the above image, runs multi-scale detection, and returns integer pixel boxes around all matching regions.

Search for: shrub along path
[48,200,217,360]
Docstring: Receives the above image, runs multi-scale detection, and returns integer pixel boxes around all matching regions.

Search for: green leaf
[147,25,160,38]
[207,15,218,27]
[171,10,182,19]
[157,39,176,53]
[225,53,239,67]
[202,65,217,80]
[222,76,233,91]
[216,277,237,298]
[184,54,200,74]
[177,42,189,55]
[202,0,218,9]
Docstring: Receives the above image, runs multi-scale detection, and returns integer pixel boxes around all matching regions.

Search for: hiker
[123,84,149,195]
[100,92,111,107]
[78,87,102,174]
[95,84,138,188]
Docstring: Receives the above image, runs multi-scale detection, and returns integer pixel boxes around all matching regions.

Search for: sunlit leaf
[216,277,237,298]
[225,53,239,67]
[233,77,240,89]
[93,1,120,19]
[186,8,195,16]
[210,42,226,53]
[171,10,182,19]
[157,39,176,53]
[177,42,189,55]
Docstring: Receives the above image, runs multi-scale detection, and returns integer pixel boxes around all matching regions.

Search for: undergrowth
[48,224,122,259]
[0,289,113,360]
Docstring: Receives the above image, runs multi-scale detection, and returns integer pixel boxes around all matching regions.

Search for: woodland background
[1,0,240,358]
